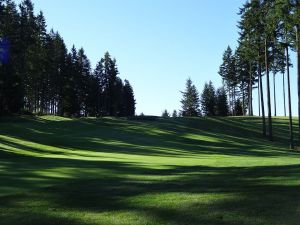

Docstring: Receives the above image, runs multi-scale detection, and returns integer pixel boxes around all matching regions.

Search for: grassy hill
[0,116,300,225]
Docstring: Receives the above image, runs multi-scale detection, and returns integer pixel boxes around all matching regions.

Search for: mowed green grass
[1,116,300,225]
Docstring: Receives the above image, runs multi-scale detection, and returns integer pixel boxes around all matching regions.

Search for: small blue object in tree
[0,38,10,64]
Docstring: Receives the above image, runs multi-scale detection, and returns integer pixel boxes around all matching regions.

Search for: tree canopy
[0,0,136,117]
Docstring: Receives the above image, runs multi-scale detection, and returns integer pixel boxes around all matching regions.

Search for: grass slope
[0,116,300,225]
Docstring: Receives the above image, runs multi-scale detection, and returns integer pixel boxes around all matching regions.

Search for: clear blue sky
[20,0,299,116]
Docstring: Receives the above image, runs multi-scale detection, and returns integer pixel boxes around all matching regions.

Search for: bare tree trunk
[229,87,233,116]
[242,80,245,116]
[258,73,261,117]
[265,39,273,141]
[283,72,286,117]
[259,55,266,137]
[297,27,300,142]
[52,100,54,115]
[233,86,236,116]
[286,45,294,149]
[249,64,253,116]
[273,73,277,117]
[248,83,251,116]
[231,88,234,116]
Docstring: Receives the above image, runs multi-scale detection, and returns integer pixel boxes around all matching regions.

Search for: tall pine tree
[180,78,200,117]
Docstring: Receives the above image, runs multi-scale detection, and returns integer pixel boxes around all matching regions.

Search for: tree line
[162,78,230,118]
[219,0,300,149]
[0,0,135,117]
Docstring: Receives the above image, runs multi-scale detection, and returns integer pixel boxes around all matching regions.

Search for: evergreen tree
[234,99,244,116]
[31,11,47,114]
[77,48,91,116]
[172,110,178,118]
[61,47,80,117]
[105,52,119,116]
[275,0,297,145]
[0,0,22,114]
[51,32,67,116]
[263,0,276,141]
[276,0,294,149]
[162,109,170,118]
[93,59,106,116]
[85,74,98,117]
[94,52,120,116]
[123,79,136,116]
[114,77,124,116]
[0,0,136,118]
[180,78,200,117]
[94,52,123,117]
[235,45,257,116]
[19,0,37,111]
[238,0,268,137]
[201,81,216,116]
[288,0,300,142]
[219,46,238,115]
[216,87,229,116]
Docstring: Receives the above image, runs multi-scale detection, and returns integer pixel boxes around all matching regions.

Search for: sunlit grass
[0,116,300,225]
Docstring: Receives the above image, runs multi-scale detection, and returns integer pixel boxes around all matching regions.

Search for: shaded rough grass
[0,116,300,225]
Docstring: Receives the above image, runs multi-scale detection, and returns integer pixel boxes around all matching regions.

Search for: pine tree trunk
[286,45,294,149]
[259,54,266,137]
[258,73,261,117]
[228,86,232,116]
[249,64,253,116]
[283,72,286,117]
[233,86,236,116]
[273,72,277,117]
[242,80,245,116]
[230,88,233,116]
[297,28,300,142]
[248,83,250,116]
[34,90,37,114]
[265,39,272,141]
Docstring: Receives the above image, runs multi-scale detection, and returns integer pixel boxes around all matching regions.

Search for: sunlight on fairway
[0,117,300,225]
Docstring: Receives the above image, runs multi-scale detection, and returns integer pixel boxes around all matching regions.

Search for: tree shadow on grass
[0,116,298,158]
[1,155,300,225]
[1,117,300,224]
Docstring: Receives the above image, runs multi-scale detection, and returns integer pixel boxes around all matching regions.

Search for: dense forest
[0,0,136,117]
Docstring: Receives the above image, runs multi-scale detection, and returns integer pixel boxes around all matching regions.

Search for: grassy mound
[0,116,300,225]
